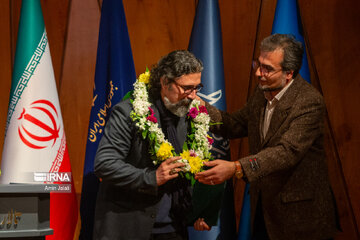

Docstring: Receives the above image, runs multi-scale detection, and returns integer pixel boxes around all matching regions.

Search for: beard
[163,96,191,117]
[258,76,287,92]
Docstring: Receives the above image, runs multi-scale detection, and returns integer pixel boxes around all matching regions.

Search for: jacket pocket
[280,190,313,203]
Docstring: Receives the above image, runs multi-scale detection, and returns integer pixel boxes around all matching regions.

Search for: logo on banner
[198,90,222,105]
[17,99,60,149]
[34,172,71,182]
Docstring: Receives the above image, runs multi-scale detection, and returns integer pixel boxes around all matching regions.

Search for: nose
[187,89,197,100]
[255,66,262,77]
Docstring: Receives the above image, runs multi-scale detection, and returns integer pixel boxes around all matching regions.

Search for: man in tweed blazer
[194,34,338,239]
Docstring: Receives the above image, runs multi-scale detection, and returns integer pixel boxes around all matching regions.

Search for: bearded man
[93,50,206,240]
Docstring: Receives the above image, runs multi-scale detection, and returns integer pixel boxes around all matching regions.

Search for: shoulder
[293,76,324,106]
[106,98,135,128]
[112,98,133,114]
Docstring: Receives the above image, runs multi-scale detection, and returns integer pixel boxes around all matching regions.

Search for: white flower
[177,158,191,172]
[193,113,210,124]
[190,99,200,107]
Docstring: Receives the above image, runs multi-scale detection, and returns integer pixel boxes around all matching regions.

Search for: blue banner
[187,0,236,239]
[271,0,311,82]
[79,0,136,239]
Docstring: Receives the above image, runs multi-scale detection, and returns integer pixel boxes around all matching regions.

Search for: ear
[285,70,294,80]
[160,77,167,88]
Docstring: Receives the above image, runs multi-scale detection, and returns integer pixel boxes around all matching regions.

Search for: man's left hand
[194,218,211,231]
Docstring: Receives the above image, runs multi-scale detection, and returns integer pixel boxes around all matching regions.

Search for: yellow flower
[180,150,204,174]
[138,71,150,84]
[188,156,203,174]
[156,142,173,160]
[180,151,191,160]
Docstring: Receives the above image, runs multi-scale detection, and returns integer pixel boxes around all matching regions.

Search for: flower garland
[130,69,213,183]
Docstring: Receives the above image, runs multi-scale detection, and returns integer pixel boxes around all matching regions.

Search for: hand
[194,218,211,231]
[156,156,184,186]
[195,160,235,185]
[195,95,205,106]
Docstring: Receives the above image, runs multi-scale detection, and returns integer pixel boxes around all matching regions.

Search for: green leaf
[210,121,223,126]
[150,132,156,141]
[142,130,147,139]
[188,133,195,140]
[154,142,160,152]
[191,177,196,186]
[122,90,133,101]
[182,142,188,151]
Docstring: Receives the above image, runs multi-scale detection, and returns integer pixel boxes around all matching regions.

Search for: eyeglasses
[173,81,203,94]
[252,59,283,77]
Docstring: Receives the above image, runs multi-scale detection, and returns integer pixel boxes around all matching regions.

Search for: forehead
[259,48,284,67]
[176,72,202,85]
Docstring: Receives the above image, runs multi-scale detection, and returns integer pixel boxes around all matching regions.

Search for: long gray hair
[148,50,203,100]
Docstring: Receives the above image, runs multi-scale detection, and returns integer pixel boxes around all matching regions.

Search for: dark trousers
[252,196,270,240]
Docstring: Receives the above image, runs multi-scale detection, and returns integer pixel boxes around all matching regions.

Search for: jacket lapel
[261,77,302,147]
[250,88,267,149]
[258,100,266,142]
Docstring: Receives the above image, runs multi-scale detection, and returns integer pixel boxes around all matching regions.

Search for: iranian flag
[0,0,78,239]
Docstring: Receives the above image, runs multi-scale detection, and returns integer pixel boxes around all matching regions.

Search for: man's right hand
[156,156,185,186]
[195,160,236,185]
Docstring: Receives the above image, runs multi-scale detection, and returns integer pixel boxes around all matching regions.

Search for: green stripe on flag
[6,31,47,132]
[7,0,46,132]
[12,0,45,86]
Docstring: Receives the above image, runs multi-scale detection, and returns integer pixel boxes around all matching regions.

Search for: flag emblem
[17,99,60,149]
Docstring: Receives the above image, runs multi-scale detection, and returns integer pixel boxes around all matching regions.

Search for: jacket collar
[261,75,303,147]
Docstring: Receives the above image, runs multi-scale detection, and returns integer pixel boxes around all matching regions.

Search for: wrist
[234,161,243,179]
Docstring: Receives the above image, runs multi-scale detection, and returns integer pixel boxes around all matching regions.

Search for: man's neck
[264,90,279,101]
[263,78,294,101]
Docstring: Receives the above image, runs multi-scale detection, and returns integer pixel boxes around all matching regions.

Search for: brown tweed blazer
[206,76,338,240]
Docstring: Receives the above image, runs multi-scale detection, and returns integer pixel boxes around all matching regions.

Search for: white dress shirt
[262,79,294,139]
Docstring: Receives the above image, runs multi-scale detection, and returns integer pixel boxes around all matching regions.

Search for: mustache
[258,76,285,92]
[174,98,191,107]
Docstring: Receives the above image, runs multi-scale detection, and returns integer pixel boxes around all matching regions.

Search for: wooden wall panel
[41,0,70,88]
[59,0,100,194]
[299,0,360,238]
[123,0,197,76]
[59,2,101,237]
[0,1,12,170]
[9,1,21,60]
